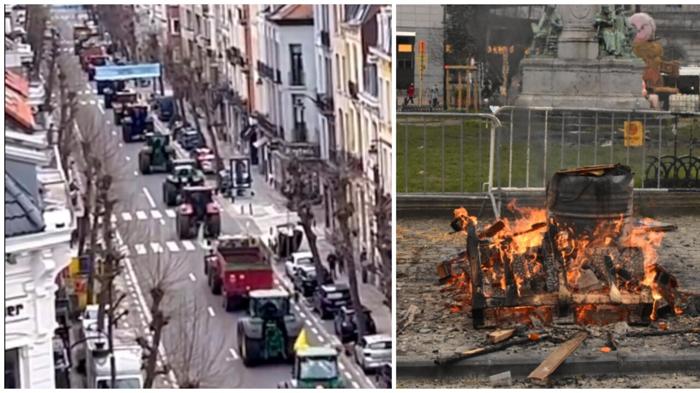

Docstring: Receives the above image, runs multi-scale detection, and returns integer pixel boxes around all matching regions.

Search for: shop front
[5,231,73,388]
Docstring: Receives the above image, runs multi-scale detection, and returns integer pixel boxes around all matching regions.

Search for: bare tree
[95,5,137,60]
[26,5,49,80]
[282,159,329,287]
[166,295,226,388]
[372,164,392,307]
[331,166,368,340]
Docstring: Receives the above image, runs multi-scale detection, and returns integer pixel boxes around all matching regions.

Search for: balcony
[257,61,275,80]
[344,150,364,173]
[289,70,305,87]
[315,92,334,116]
[254,111,278,137]
[320,30,330,48]
[348,80,359,99]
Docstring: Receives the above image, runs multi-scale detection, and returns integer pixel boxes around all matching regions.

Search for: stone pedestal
[516,5,649,110]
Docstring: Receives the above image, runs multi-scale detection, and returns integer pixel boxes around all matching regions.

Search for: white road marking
[344,371,352,380]
[121,212,133,221]
[339,363,345,371]
[294,304,300,312]
[134,171,138,176]
[89,99,96,105]
[165,209,176,218]
[118,143,123,148]
[97,102,104,114]
[110,214,117,223]
[207,307,215,317]
[79,100,87,105]
[123,322,129,328]
[135,244,147,255]
[166,241,180,252]
[151,242,163,253]
[86,82,91,89]
[305,319,313,327]
[119,245,130,256]
[317,334,325,343]
[351,382,360,389]
[160,219,166,226]
[125,156,131,162]
[311,327,319,335]
[229,348,239,360]
[151,210,162,219]
[107,120,111,125]
[182,240,195,251]
[136,210,148,220]
[112,130,117,136]
[143,188,157,209]
[188,273,196,282]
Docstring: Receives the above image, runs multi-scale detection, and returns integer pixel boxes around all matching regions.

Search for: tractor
[236,289,302,367]
[138,133,175,174]
[162,160,205,206]
[175,186,220,240]
[278,347,344,389]
[112,90,138,125]
[121,104,154,143]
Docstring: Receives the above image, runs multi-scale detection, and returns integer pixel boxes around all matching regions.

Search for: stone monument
[517,5,649,109]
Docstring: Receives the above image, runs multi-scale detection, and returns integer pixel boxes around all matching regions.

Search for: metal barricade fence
[397,108,700,212]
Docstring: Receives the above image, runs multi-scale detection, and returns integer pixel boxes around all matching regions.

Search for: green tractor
[161,159,205,207]
[278,347,344,389]
[138,133,175,174]
[237,289,302,367]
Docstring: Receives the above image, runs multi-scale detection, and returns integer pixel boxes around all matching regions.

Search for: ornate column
[557,5,600,59]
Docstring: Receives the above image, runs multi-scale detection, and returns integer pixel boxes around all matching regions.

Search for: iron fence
[397,108,700,199]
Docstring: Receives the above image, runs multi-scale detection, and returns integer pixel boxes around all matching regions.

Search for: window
[172,19,180,34]
[289,44,304,86]
[186,9,193,30]
[292,95,306,142]
[5,349,20,388]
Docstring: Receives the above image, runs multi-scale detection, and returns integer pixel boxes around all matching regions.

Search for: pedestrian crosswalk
[112,209,178,224]
[123,239,205,256]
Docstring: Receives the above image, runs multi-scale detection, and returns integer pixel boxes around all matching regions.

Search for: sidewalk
[169,99,392,335]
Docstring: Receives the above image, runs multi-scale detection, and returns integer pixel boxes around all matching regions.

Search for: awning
[5,70,29,97]
[5,86,35,130]
[94,63,161,81]
[253,136,269,149]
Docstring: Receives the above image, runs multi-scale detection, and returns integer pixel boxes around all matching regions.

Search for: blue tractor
[121,104,154,143]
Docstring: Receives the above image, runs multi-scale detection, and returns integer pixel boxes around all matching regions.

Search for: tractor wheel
[122,127,131,143]
[163,182,177,206]
[177,214,192,240]
[241,334,262,367]
[139,152,151,174]
[204,259,208,275]
[205,214,221,238]
[114,113,121,125]
[212,277,222,295]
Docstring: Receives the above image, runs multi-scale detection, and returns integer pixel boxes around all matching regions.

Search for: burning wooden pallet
[439,164,686,329]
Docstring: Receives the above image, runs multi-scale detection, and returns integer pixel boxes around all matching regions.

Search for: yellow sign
[294,328,310,353]
[623,121,644,147]
[69,257,80,276]
[398,44,413,53]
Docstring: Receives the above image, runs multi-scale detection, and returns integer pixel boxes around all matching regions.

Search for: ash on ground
[397,215,700,383]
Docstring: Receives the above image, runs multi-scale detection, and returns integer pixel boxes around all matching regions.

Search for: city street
[51,6,387,389]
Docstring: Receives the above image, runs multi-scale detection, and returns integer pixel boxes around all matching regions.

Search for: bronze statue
[595,5,635,57]
[530,5,562,57]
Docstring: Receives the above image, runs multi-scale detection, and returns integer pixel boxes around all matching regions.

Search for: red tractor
[175,186,221,239]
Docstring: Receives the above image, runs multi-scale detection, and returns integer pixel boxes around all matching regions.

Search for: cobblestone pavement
[396,214,700,380]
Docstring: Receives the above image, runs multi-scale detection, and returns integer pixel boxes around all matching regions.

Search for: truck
[204,235,274,311]
[84,325,143,388]
[278,347,344,389]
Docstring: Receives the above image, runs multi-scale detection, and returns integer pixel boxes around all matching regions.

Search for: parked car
[312,283,351,319]
[191,147,216,174]
[293,265,318,298]
[333,306,377,343]
[353,334,392,372]
[284,251,314,279]
[177,128,205,152]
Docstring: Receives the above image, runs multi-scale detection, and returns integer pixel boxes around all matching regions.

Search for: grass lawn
[397,114,699,193]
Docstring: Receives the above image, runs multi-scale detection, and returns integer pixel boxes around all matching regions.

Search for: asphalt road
[52,6,376,389]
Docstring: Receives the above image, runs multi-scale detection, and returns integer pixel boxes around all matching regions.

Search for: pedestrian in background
[407,83,415,104]
[327,253,337,280]
[430,84,440,109]
[337,253,345,275]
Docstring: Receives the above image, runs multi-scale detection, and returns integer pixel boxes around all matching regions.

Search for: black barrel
[546,164,634,237]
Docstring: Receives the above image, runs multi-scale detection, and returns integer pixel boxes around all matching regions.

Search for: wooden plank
[487,328,515,344]
[436,334,549,365]
[528,331,588,382]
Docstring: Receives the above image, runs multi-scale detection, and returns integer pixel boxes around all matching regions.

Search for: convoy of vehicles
[68,11,389,387]
[205,235,273,310]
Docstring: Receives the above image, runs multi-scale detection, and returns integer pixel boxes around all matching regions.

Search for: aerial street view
[5,4,392,389]
[396,4,700,388]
